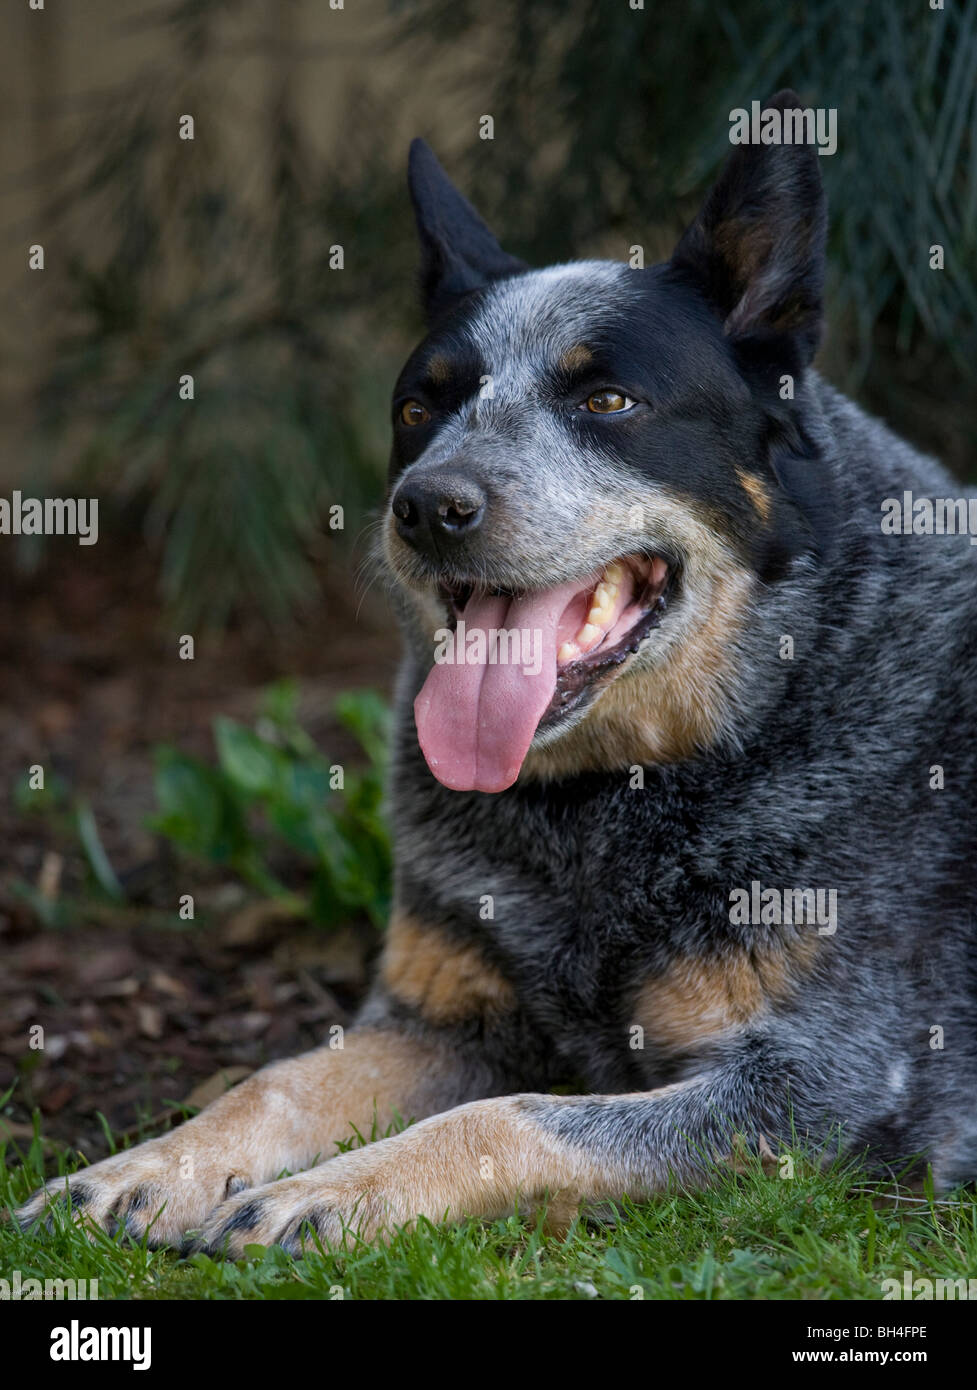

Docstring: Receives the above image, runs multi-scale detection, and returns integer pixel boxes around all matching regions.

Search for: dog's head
[383,91,830,793]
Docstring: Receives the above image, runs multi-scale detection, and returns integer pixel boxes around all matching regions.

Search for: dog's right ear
[670,90,826,373]
[408,140,527,322]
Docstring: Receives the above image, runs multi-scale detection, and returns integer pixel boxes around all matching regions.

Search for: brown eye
[586,390,634,414]
[400,400,430,426]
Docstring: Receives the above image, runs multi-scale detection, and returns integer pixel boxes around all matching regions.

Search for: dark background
[2,0,975,1152]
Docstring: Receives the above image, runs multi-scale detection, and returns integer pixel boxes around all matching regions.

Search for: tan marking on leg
[426,353,452,384]
[555,343,593,374]
[380,913,515,1024]
[633,937,820,1052]
[203,1090,657,1253]
[735,467,772,522]
[17,1028,454,1246]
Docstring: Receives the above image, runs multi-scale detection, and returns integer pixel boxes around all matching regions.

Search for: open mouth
[548,554,671,723]
[414,555,672,793]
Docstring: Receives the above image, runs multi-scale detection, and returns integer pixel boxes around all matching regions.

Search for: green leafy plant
[151,682,392,928]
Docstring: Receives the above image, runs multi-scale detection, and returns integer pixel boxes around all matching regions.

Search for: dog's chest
[398,770,709,1079]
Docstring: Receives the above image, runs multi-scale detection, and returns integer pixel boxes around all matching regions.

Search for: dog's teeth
[588,585,616,625]
[559,560,637,665]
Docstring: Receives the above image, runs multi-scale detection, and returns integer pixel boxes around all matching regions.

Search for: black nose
[391,470,486,556]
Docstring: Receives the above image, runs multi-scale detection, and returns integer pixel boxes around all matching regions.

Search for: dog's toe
[197,1193,273,1257]
[16,1179,89,1233]
[198,1168,379,1259]
[13,1137,245,1248]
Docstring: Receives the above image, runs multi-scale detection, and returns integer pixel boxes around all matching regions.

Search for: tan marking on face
[385,470,754,780]
[556,343,593,374]
[633,937,820,1052]
[735,467,773,523]
[426,353,452,384]
[518,482,756,780]
[381,913,515,1024]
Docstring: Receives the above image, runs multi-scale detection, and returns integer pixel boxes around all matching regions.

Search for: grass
[3,1120,976,1301]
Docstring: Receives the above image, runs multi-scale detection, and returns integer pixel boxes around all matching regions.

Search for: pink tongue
[414,578,589,793]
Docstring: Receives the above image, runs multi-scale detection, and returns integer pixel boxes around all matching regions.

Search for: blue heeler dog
[18,92,977,1254]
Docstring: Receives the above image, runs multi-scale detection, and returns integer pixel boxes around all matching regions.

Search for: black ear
[670,90,827,369]
[407,139,527,322]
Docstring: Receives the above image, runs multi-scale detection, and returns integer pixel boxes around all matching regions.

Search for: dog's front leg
[15,1027,483,1247]
[199,1049,786,1255]
[16,910,526,1248]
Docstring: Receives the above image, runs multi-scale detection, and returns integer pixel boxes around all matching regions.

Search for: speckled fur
[17,96,977,1253]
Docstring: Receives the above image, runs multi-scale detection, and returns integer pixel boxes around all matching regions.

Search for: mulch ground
[0,910,378,1158]
[0,536,395,1159]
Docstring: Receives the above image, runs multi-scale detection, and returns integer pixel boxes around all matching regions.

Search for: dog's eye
[584,391,635,414]
[400,400,431,426]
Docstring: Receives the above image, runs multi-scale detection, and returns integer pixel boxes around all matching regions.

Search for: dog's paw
[14,1133,254,1248]
[197,1143,419,1257]
[195,1095,591,1258]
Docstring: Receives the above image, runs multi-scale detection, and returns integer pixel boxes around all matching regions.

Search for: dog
[18,91,977,1256]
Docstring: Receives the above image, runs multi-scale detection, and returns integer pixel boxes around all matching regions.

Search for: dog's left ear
[670,90,826,370]
[408,139,527,322]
